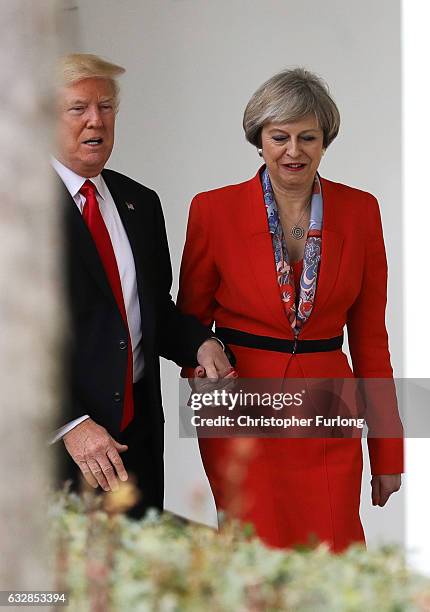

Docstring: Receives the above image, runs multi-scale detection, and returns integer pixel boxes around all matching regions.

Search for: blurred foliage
[50,487,430,611]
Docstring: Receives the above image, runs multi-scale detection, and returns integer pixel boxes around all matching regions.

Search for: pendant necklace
[289,199,311,240]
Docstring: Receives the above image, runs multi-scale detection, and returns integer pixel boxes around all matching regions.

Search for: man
[52,54,233,516]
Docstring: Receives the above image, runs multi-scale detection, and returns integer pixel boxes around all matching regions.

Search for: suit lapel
[303,177,344,335]
[60,177,115,303]
[101,170,153,319]
[244,171,295,335]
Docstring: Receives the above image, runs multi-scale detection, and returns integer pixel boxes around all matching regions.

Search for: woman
[178,68,403,551]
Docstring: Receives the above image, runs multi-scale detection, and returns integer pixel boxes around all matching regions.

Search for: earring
[257,148,263,157]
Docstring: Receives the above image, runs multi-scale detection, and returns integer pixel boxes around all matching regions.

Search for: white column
[0,0,61,592]
[402,0,430,575]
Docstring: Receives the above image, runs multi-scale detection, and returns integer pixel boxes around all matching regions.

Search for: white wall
[68,0,404,544]
[402,0,430,575]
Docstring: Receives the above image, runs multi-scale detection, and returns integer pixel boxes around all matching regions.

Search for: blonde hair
[58,53,126,109]
[243,67,340,148]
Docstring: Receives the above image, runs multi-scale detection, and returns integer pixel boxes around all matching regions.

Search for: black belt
[216,327,343,355]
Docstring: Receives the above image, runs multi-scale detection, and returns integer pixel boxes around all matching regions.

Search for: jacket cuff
[367,438,404,475]
[212,337,236,368]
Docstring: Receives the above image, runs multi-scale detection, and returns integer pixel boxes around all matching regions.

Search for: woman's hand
[191,364,238,396]
[196,338,233,381]
[371,474,402,507]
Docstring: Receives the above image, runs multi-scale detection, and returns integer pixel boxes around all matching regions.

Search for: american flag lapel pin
[125,201,135,211]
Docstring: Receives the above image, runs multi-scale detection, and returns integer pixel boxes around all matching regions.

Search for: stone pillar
[0,0,61,593]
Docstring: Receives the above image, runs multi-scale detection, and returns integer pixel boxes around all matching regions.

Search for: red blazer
[178,169,403,551]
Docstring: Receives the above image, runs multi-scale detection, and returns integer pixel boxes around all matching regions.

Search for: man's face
[56,77,116,177]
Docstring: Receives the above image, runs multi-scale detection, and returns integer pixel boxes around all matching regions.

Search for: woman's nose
[285,138,300,158]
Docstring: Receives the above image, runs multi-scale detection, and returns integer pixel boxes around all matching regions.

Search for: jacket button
[113,392,121,402]
[119,339,127,350]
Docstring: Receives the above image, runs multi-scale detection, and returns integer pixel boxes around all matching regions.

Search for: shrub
[50,489,430,611]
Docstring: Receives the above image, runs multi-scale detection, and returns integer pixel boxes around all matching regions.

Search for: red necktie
[80,180,134,430]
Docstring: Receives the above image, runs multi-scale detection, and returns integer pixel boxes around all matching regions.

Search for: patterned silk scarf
[262,167,323,336]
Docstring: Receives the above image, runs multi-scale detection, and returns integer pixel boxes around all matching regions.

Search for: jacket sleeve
[153,192,212,367]
[177,194,221,377]
[346,194,403,475]
[178,194,220,324]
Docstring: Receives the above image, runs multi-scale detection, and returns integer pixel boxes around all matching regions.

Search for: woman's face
[260,114,325,193]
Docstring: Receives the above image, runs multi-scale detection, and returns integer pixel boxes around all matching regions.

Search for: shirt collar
[51,157,106,200]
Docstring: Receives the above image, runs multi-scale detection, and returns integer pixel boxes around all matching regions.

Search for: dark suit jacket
[59,168,211,498]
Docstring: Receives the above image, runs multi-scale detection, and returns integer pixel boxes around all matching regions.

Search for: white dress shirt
[51,158,144,443]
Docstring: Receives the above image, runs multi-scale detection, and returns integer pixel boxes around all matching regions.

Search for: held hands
[371,474,402,507]
[194,338,237,393]
[63,418,129,492]
[196,338,235,380]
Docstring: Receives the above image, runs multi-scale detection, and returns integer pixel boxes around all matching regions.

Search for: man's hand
[63,418,129,492]
[371,474,402,507]
[196,338,234,380]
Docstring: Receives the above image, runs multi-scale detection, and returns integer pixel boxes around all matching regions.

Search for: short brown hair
[243,67,340,148]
